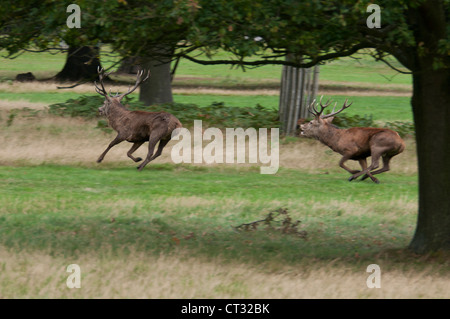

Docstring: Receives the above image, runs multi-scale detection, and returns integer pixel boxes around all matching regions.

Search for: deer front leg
[349,154,381,183]
[339,156,360,175]
[97,135,124,163]
[127,142,144,162]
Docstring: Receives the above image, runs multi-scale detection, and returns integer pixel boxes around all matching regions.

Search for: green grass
[0,164,418,263]
[0,92,86,105]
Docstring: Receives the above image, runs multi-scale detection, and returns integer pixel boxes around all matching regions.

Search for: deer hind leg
[97,135,124,163]
[137,137,158,171]
[137,127,170,171]
[361,155,391,180]
[148,137,170,162]
[127,142,144,162]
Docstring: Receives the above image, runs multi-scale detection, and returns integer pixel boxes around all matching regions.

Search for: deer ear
[325,116,335,123]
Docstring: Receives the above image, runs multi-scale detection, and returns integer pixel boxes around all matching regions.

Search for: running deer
[94,67,182,171]
[300,97,405,183]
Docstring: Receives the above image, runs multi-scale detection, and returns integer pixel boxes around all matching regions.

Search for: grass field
[0,49,448,299]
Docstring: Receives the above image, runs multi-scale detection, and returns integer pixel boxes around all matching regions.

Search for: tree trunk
[408,64,450,253]
[405,1,450,253]
[278,55,319,135]
[139,54,173,106]
[54,46,102,82]
[116,57,141,75]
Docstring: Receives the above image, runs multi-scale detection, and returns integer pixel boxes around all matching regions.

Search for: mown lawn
[0,164,418,263]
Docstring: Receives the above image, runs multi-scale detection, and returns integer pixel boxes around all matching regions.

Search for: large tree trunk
[408,63,450,253]
[139,54,173,106]
[407,1,450,253]
[54,46,102,82]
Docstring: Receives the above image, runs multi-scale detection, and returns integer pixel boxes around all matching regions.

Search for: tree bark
[54,46,102,82]
[116,57,141,75]
[278,54,319,135]
[406,1,450,253]
[139,54,173,106]
[408,61,450,253]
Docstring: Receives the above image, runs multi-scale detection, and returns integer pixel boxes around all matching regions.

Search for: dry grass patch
[0,100,47,111]
[0,246,447,298]
[0,81,131,94]
[0,109,418,176]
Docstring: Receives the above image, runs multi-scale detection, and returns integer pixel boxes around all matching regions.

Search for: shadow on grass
[1,212,447,272]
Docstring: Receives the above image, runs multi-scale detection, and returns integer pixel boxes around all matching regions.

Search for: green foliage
[48,95,104,119]
[48,95,280,130]
[331,113,415,137]
[3,0,449,74]
[383,121,415,138]
[332,113,375,128]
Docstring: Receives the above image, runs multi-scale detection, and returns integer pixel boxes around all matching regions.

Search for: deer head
[300,96,352,138]
[94,67,150,116]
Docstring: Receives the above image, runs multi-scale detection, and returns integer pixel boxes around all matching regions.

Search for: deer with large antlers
[94,67,182,171]
[300,96,405,183]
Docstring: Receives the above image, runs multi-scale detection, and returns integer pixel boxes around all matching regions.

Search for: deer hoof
[135,157,142,162]
[348,176,356,182]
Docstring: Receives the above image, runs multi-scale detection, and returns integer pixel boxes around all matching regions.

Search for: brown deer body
[300,97,405,183]
[95,68,182,171]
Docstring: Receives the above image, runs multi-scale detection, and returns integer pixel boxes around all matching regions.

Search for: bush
[383,121,415,138]
[331,113,374,128]
[48,95,104,119]
[48,96,280,130]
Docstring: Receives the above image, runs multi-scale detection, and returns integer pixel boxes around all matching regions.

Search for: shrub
[48,95,104,119]
[383,121,415,138]
[48,96,280,130]
[332,113,375,128]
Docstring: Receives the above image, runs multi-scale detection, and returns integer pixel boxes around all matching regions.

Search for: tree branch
[375,56,413,74]
[179,42,372,69]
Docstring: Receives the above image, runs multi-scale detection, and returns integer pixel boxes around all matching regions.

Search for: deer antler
[308,95,332,117]
[321,98,353,119]
[94,67,113,98]
[116,69,150,101]
[308,96,352,119]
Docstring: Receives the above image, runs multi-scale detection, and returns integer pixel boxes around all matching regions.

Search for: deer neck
[317,125,342,152]
[105,102,130,130]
